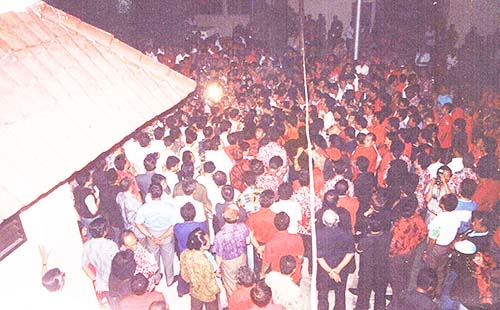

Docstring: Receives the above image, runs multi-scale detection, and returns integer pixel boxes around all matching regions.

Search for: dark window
[0,214,26,262]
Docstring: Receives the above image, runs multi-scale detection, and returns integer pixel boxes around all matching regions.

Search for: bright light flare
[205,83,223,103]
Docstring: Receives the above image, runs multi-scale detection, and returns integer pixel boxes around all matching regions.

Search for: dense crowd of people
[39,13,500,310]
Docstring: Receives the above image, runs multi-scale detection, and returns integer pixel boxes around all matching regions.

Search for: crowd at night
[36,3,500,310]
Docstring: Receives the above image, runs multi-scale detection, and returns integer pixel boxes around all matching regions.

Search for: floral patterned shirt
[213,223,249,260]
[390,214,428,257]
[449,168,478,194]
[257,141,289,180]
[322,175,354,197]
[291,186,322,235]
[416,169,432,214]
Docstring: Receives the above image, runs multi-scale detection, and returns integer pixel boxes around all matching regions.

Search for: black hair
[274,212,290,231]
[259,189,275,208]
[131,273,149,296]
[440,194,458,212]
[88,217,108,238]
[460,178,477,199]
[42,268,65,292]
[416,268,437,291]
[186,227,208,250]
[180,202,196,221]
[213,171,228,186]
[110,250,136,280]
[250,281,272,307]
[279,255,296,275]
[149,183,163,199]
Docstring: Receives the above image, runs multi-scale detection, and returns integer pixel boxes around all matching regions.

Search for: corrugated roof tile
[0,1,196,219]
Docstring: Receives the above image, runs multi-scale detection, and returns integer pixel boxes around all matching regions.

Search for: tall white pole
[354,0,362,60]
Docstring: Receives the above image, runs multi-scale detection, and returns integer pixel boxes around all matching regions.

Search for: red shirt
[337,196,360,233]
[228,285,254,310]
[119,291,165,310]
[390,214,428,257]
[230,160,250,193]
[247,208,278,244]
[472,178,500,212]
[438,114,453,148]
[262,231,305,282]
[352,145,378,173]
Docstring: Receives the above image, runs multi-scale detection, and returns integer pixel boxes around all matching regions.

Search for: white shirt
[428,211,461,246]
[270,199,302,234]
[448,158,464,174]
[265,271,302,310]
[196,174,224,207]
[172,195,206,222]
[204,149,234,176]
[427,162,444,178]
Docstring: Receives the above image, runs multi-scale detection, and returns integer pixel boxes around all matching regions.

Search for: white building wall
[0,183,99,310]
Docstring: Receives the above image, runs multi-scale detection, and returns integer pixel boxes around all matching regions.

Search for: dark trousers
[191,296,218,310]
[356,267,388,310]
[318,279,347,310]
[177,275,189,297]
[423,244,450,297]
[389,250,417,301]
[301,234,312,274]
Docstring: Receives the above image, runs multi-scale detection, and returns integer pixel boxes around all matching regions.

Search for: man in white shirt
[270,183,302,234]
[265,255,302,310]
[423,193,461,296]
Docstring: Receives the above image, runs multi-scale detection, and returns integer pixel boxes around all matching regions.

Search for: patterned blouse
[449,168,478,194]
[291,186,322,235]
[120,243,159,292]
[322,175,354,197]
[416,169,432,214]
[257,141,289,180]
[180,250,220,302]
[389,214,428,257]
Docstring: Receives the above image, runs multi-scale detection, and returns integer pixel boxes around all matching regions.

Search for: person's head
[476,155,499,179]
[88,217,108,238]
[297,169,310,186]
[121,230,139,251]
[221,184,235,202]
[165,156,180,171]
[42,268,65,292]
[114,154,127,171]
[459,178,477,199]
[279,255,296,276]
[439,193,458,212]
[236,265,256,288]
[203,161,216,174]
[149,183,163,199]
[415,152,431,170]
[274,212,290,231]
[119,177,132,192]
[131,273,149,296]
[180,202,196,221]
[277,182,293,200]
[250,281,273,307]
[259,189,275,208]
[143,153,157,172]
[471,211,491,232]
[75,170,91,186]
[181,179,197,195]
[334,179,349,196]
[416,268,438,294]
[367,216,384,233]
[223,205,240,224]
[186,227,209,251]
[149,301,169,310]
[110,249,136,280]
[437,165,452,183]
[395,195,417,218]
[322,209,340,228]
[243,171,256,186]
[355,156,369,173]
[213,171,228,186]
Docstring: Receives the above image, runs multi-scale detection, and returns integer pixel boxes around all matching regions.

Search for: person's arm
[155,226,174,245]
[332,253,355,277]
[39,246,49,276]
[425,179,437,202]
[136,223,154,240]
[317,257,341,283]
[249,231,264,256]
[82,265,96,281]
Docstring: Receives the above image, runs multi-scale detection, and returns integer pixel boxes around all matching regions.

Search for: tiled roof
[0,1,196,220]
